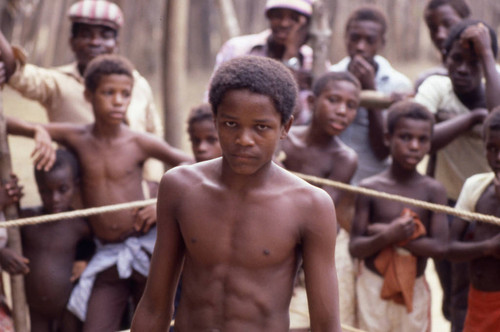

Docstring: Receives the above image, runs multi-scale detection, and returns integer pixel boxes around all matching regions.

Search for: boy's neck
[388,162,421,182]
[305,124,337,147]
[219,158,275,192]
[91,121,125,138]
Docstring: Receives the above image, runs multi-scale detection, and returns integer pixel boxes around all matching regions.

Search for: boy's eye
[347,101,359,109]
[224,121,236,128]
[207,137,219,144]
[328,96,340,103]
[256,124,269,131]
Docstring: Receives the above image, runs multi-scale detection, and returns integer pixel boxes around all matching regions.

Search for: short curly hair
[483,106,500,138]
[312,71,361,97]
[187,103,213,131]
[386,100,435,135]
[425,0,470,19]
[345,5,388,37]
[84,54,134,92]
[208,55,298,124]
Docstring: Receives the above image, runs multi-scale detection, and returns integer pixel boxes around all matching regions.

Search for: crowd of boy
[0,0,499,331]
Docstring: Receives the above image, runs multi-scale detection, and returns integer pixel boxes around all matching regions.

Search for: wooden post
[0,91,29,331]
[162,0,190,149]
[309,0,331,82]
[216,0,241,41]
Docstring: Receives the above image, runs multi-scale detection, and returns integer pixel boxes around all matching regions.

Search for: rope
[1,171,500,228]
[291,172,500,226]
[341,324,366,332]
[0,198,156,227]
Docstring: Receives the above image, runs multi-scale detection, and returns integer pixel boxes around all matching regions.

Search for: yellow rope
[292,172,500,226]
[0,198,156,227]
[1,171,500,228]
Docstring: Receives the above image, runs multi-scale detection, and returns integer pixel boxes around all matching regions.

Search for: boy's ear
[307,94,315,112]
[383,131,391,147]
[84,88,92,103]
[280,116,294,139]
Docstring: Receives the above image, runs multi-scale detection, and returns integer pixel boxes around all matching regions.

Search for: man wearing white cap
[212,0,315,124]
[0,0,164,182]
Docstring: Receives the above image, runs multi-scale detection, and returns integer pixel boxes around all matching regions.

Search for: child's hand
[461,23,493,60]
[0,247,29,275]
[283,14,309,62]
[132,204,157,234]
[0,173,23,208]
[348,55,376,90]
[388,215,415,243]
[70,260,88,282]
[32,124,55,171]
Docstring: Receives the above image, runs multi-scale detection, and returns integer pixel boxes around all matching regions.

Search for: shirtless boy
[8,54,192,331]
[349,101,448,331]
[447,108,500,332]
[279,71,359,326]
[0,149,92,332]
[131,55,341,332]
[187,103,222,163]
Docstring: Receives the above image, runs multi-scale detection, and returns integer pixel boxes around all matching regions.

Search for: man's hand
[0,173,23,208]
[347,54,376,90]
[282,15,309,61]
[32,124,55,171]
[0,247,29,275]
[387,214,415,243]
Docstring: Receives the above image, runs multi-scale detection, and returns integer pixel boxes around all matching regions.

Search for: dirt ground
[1,60,451,331]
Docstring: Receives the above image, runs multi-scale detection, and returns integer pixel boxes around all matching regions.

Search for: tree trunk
[162,0,190,148]
[0,91,29,332]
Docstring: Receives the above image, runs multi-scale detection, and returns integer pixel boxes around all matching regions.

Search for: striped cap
[68,0,124,30]
[265,0,314,17]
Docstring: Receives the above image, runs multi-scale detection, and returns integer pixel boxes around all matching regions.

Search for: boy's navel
[263,249,270,256]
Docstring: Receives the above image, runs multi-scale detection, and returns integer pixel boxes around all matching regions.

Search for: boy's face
[311,80,359,136]
[345,20,384,63]
[425,4,463,53]
[445,40,482,95]
[267,8,308,46]
[485,129,500,176]
[215,89,292,175]
[189,119,222,163]
[70,24,118,69]
[37,165,76,214]
[85,74,133,125]
[386,118,432,171]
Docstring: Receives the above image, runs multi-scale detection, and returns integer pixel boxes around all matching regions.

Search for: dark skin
[8,74,192,243]
[350,118,448,277]
[131,89,340,332]
[424,4,464,54]
[280,79,359,231]
[448,128,500,292]
[0,163,91,332]
[344,19,391,161]
[430,23,500,153]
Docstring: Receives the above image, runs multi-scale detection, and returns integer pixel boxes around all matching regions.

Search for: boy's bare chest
[370,187,431,224]
[283,145,340,177]
[474,187,500,240]
[177,192,301,266]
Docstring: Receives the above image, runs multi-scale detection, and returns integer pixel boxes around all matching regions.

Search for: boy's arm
[302,188,341,332]
[349,189,415,259]
[403,183,449,259]
[6,116,56,171]
[447,217,500,261]
[461,23,500,110]
[431,108,488,152]
[131,170,185,331]
[138,133,193,166]
[0,31,15,81]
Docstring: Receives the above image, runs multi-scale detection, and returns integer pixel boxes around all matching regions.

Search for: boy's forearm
[403,237,447,259]
[431,112,484,152]
[483,56,500,110]
[447,240,493,262]
[0,31,16,80]
[349,232,396,259]
[6,116,36,137]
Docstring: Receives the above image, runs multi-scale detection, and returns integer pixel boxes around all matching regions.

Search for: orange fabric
[463,286,500,332]
[374,208,426,312]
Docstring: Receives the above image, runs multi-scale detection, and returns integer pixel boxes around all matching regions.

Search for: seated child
[9,54,193,331]
[0,149,92,332]
[279,70,360,327]
[187,103,222,162]
[447,108,500,332]
[349,101,449,332]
